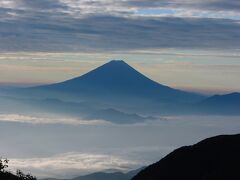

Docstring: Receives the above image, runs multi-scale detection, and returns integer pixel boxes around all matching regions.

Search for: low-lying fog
[0,114,240,179]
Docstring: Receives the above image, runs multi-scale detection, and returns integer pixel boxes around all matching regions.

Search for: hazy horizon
[1,52,240,95]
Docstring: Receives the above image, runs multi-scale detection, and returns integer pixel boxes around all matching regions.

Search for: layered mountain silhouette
[133,134,240,180]
[3,60,238,121]
[0,95,152,124]
[34,60,203,103]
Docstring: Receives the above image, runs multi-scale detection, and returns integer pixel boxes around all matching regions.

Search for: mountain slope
[0,171,19,180]
[35,60,203,103]
[197,92,240,114]
[133,134,240,180]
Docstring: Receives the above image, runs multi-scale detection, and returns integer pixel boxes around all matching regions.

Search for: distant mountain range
[197,92,240,115]
[2,60,240,123]
[27,60,240,115]
[42,167,144,180]
[133,134,240,180]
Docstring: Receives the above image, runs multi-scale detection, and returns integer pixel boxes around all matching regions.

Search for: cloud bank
[0,0,239,52]
[8,152,138,178]
[0,114,108,125]
[2,114,240,178]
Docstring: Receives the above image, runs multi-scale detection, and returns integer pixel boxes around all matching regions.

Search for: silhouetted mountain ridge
[201,92,240,105]
[133,134,240,180]
[35,60,203,103]
[197,92,240,114]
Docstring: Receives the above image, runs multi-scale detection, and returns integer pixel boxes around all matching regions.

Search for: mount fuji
[34,60,203,103]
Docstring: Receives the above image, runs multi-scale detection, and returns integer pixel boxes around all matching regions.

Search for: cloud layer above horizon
[0,0,240,52]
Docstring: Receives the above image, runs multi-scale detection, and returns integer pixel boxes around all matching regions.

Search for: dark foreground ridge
[0,171,36,180]
[0,165,36,180]
[133,134,240,180]
[0,158,36,180]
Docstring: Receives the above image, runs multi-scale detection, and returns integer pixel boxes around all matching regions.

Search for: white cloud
[1,0,240,20]
[58,0,136,17]
[0,114,109,125]
[0,0,16,9]
[8,152,138,178]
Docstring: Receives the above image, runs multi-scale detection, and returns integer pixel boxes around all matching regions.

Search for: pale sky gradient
[0,50,240,94]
